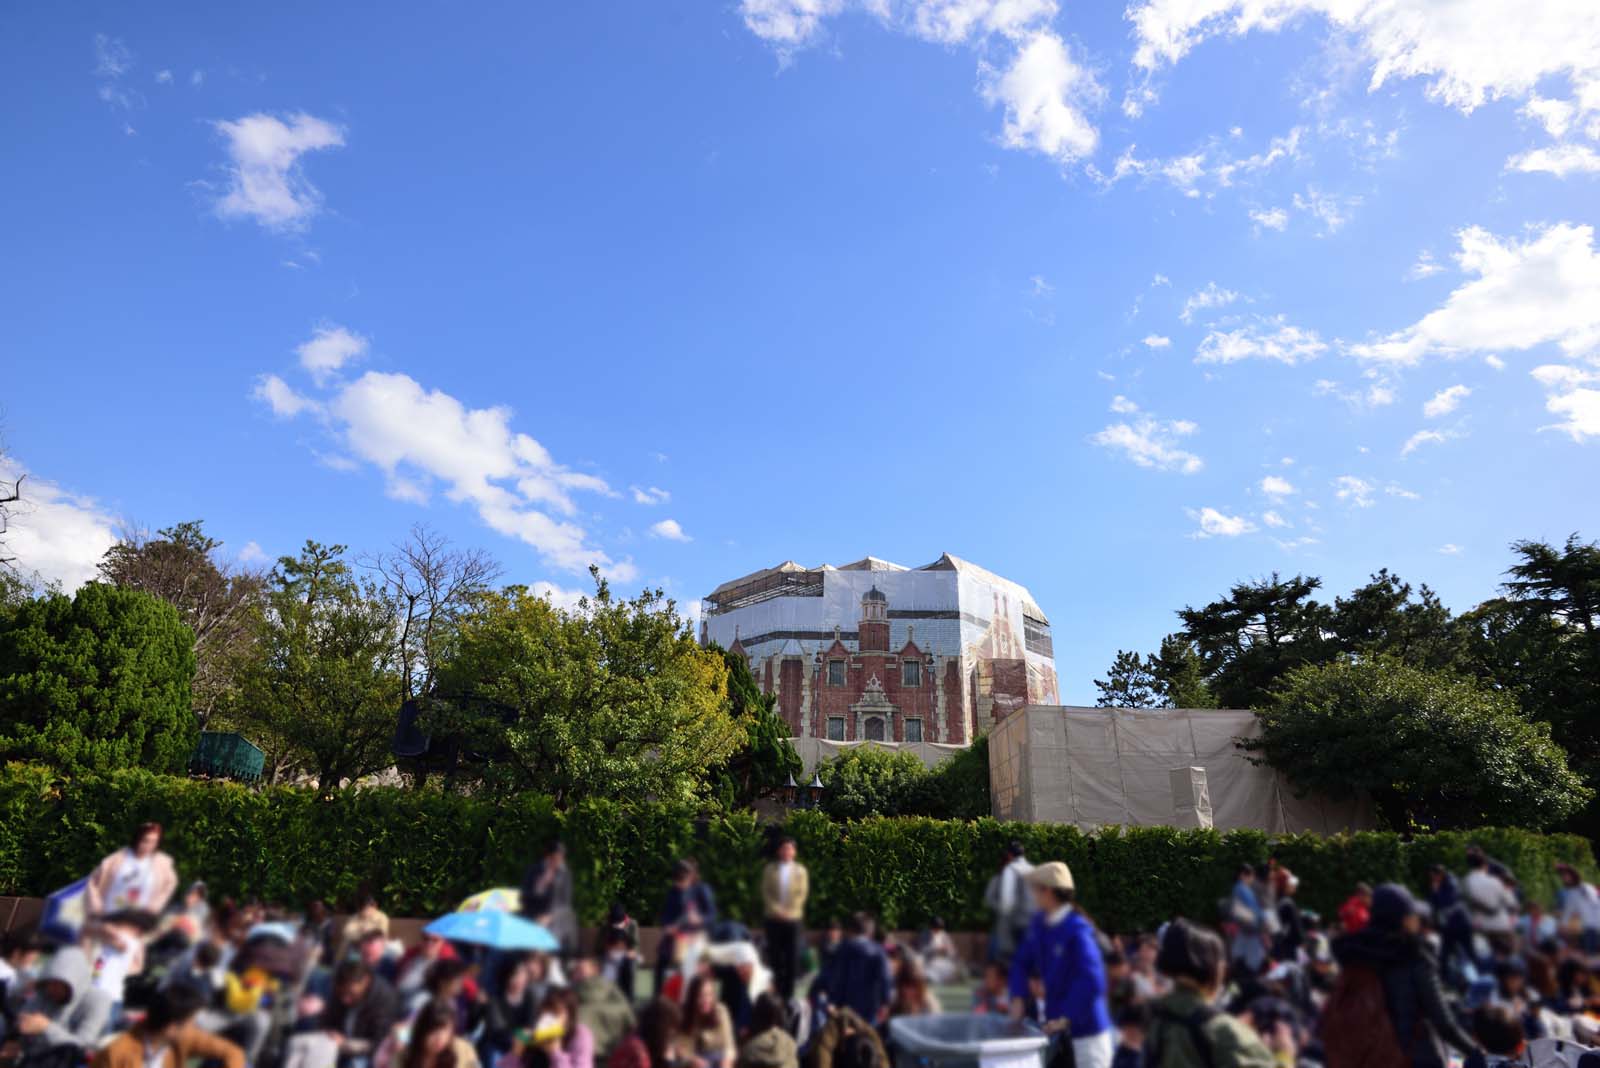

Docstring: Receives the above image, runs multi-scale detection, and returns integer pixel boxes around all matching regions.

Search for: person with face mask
[1144,920,1273,1068]
[2,946,114,1067]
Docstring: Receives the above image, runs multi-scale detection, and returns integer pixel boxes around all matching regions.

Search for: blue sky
[4,0,1599,702]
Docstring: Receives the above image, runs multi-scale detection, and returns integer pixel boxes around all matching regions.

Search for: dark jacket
[317,976,402,1057]
[659,883,717,932]
[482,985,539,1054]
[817,937,891,1025]
[1331,929,1475,1067]
[1272,899,1304,962]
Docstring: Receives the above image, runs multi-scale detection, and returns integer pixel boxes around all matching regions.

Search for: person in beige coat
[761,837,809,1001]
[85,822,178,918]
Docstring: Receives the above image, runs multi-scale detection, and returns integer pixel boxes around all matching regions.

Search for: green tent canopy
[189,731,264,782]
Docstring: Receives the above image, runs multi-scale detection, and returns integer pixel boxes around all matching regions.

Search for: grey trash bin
[888,1014,1049,1068]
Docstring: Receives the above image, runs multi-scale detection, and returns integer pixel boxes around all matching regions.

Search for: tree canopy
[708,645,802,809]
[431,570,742,806]
[227,541,400,793]
[1249,657,1589,831]
[0,583,197,774]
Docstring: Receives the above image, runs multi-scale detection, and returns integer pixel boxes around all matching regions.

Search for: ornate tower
[858,585,889,651]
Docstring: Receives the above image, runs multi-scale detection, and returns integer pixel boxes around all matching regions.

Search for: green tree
[1149,635,1216,708]
[1093,650,1160,707]
[0,583,197,774]
[99,521,264,726]
[815,745,934,820]
[1331,569,1455,668]
[1177,573,1333,708]
[434,570,742,806]
[708,646,802,808]
[231,541,400,793]
[1248,657,1589,831]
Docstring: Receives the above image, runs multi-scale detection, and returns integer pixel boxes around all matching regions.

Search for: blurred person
[377,999,480,1068]
[815,913,891,1028]
[986,842,1034,963]
[2,946,113,1066]
[1426,864,1474,980]
[570,957,637,1062]
[1464,850,1517,955]
[913,919,961,986]
[501,988,592,1068]
[681,976,734,1068]
[316,958,404,1068]
[1324,883,1477,1068]
[92,982,243,1068]
[1008,862,1113,1068]
[339,895,391,965]
[483,956,542,1064]
[397,933,458,1000]
[656,861,717,999]
[1111,1004,1148,1068]
[972,961,1010,1015]
[887,960,940,1018]
[1269,870,1303,964]
[522,842,578,959]
[1468,1003,1524,1068]
[1145,920,1273,1068]
[760,837,808,1003]
[0,931,47,1003]
[598,905,640,1000]
[1557,863,1600,954]
[1228,866,1267,976]
[1337,884,1371,935]
[607,998,683,1068]
[86,823,178,917]
[734,993,796,1068]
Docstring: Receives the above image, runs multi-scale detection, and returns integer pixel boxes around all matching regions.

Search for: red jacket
[1339,895,1370,933]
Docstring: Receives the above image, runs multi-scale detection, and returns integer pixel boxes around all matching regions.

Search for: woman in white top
[86,822,179,918]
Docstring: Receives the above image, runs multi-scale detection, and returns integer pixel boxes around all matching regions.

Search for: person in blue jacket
[1008,861,1113,1068]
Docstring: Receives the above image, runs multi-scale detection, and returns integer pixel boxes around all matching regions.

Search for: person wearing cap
[1007,861,1113,1068]
[1326,882,1477,1067]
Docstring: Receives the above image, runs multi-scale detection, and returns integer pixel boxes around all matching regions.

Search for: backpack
[1144,1003,1217,1068]
[1320,964,1411,1068]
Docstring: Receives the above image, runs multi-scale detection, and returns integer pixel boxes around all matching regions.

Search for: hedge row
[1,764,1593,934]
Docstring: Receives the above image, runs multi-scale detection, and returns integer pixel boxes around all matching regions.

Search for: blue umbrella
[424,909,560,952]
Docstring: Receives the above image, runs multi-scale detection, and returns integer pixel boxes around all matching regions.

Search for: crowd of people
[3,823,1600,1068]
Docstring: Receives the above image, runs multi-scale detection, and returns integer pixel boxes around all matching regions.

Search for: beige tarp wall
[989,705,1372,833]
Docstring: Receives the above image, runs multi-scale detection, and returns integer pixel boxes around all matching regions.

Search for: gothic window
[827,716,846,741]
[864,717,886,742]
[901,659,921,687]
[827,659,846,687]
[904,718,923,743]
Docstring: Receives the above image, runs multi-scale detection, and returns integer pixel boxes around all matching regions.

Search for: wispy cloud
[1091,397,1203,474]
[211,113,346,231]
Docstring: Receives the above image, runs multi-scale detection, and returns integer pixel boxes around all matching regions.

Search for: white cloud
[1386,482,1422,500]
[296,324,368,384]
[979,31,1101,163]
[1484,354,1507,370]
[650,518,692,542]
[1198,316,1326,364]
[1127,0,1600,117]
[93,34,132,78]
[529,580,591,612]
[252,374,319,418]
[0,460,118,591]
[1029,274,1054,296]
[1333,474,1374,507]
[1532,363,1600,440]
[1190,507,1256,537]
[255,367,630,577]
[1292,186,1360,233]
[1350,223,1600,366]
[1422,384,1471,418]
[238,540,267,564]
[739,3,1099,168]
[1438,542,1464,555]
[1400,427,1449,453]
[211,112,346,231]
[155,69,173,85]
[1507,144,1600,177]
[1262,509,1290,528]
[1180,281,1239,323]
[1407,251,1444,280]
[1250,206,1289,231]
[1260,474,1295,497]
[1524,96,1578,137]
[1142,334,1172,349]
[1091,403,1204,474]
[630,485,671,505]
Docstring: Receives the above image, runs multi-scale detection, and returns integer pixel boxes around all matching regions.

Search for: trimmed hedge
[0,764,1593,933]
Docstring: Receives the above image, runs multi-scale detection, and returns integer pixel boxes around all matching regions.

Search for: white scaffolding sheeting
[988,705,1372,833]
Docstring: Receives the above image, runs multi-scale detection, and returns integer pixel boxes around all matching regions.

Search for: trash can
[888,1014,1049,1068]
